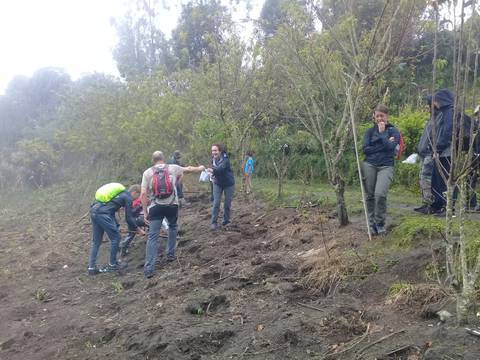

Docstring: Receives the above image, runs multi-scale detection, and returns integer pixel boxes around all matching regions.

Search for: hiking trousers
[362,161,394,227]
[419,155,434,205]
[144,204,178,276]
[212,183,234,225]
[88,211,121,269]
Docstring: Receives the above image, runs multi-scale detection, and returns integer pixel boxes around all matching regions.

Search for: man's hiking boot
[88,267,100,276]
[376,224,387,236]
[369,224,378,236]
[416,205,436,215]
[210,223,219,231]
[433,208,453,217]
[99,262,127,273]
[413,204,429,213]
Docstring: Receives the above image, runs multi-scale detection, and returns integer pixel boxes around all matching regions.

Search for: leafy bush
[393,162,420,188]
[389,108,428,157]
[11,138,61,188]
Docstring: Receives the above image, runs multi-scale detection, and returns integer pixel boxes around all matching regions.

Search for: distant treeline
[0,0,479,190]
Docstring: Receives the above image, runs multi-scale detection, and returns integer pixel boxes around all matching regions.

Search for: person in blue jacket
[244,151,254,194]
[207,143,235,230]
[88,184,144,275]
[362,104,401,235]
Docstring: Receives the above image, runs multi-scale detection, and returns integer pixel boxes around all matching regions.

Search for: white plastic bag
[402,153,419,164]
[199,170,210,182]
[162,219,169,230]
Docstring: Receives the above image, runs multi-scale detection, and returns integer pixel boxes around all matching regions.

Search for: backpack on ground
[152,166,173,199]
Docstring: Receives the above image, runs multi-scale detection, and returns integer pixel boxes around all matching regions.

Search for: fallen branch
[384,344,419,357]
[321,323,370,360]
[297,302,325,312]
[466,328,480,337]
[254,213,267,222]
[213,267,238,284]
[243,344,289,356]
[357,329,406,356]
[322,323,370,359]
[74,211,89,225]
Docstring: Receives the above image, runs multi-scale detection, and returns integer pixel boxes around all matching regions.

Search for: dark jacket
[90,190,137,231]
[432,89,454,157]
[212,153,235,188]
[169,155,183,166]
[363,123,401,167]
[417,117,433,157]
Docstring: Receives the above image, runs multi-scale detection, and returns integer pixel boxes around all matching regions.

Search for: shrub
[390,108,428,157]
[11,138,61,188]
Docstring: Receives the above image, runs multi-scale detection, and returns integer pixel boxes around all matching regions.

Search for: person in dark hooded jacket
[362,104,400,235]
[428,89,454,215]
[414,95,435,213]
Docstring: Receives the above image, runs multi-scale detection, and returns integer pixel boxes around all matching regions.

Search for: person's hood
[433,89,454,109]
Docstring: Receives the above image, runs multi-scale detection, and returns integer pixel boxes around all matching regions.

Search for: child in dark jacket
[119,185,168,257]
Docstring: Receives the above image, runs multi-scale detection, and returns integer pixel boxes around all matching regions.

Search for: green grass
[253,177,419,211]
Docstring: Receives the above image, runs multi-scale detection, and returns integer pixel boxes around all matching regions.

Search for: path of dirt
[1,189,480,359]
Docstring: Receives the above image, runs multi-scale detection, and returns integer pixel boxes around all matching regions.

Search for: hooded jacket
[431,89,454,157]
[363,123,401,167]
[417,118,433,157]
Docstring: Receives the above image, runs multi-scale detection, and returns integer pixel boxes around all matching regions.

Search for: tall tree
[113,0,174,80]
[171,0,232,70]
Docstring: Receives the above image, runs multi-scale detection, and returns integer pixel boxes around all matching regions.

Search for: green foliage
[389,108,428,157]
[388,281,412,296]
[390,216,443,248]
[12,138,61,188]
[111,281,124,295]
[393,162,420,189]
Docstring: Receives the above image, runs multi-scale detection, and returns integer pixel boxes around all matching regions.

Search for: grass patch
[386,282,451,310]
[111,281,124,294]
[253,177,419,213]
[389,216,444,248]
[301,250,379,295]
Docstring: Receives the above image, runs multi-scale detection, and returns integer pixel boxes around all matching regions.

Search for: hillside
[1,182,480,360]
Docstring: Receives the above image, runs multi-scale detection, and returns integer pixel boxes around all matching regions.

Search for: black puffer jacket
[212,153,235,188]
[363,123,401,167]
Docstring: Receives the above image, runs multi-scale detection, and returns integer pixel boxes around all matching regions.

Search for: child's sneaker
[120,246,129,257]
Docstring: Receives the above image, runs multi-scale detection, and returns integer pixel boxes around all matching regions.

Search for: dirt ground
[1,186,480,360]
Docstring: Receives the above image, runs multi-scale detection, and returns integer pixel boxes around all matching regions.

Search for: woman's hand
[378,122,386,133]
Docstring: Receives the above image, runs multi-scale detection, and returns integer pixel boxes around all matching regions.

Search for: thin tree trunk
[334,175,349,226]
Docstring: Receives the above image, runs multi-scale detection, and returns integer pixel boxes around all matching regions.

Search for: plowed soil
[1,185,480,359]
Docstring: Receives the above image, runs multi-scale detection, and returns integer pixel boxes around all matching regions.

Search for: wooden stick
[213,267,238,284]
[357,329,406,355]
[322,323,370,359]
[466,328,480,337]
[297,302,325,312]
[74,211,89,225]
[243,344,289,356]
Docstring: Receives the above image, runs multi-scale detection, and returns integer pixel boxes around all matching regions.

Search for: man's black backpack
[152,166,173,199]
